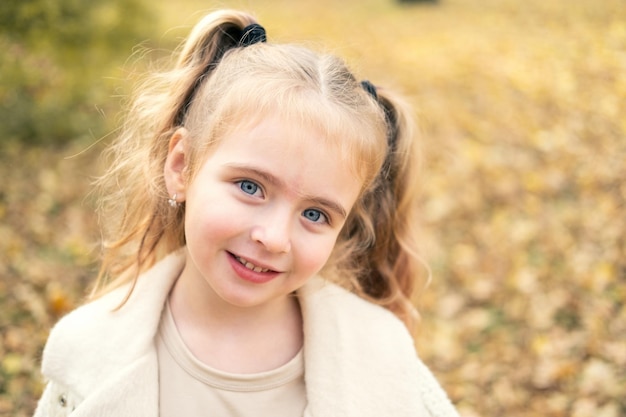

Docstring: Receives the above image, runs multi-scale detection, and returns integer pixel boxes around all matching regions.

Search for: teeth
[236,256,270,273]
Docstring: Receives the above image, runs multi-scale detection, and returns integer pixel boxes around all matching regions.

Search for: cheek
[184,195,243,245]
[294,234,339,275]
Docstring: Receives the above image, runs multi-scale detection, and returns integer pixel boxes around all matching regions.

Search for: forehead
[188,81,387,195]
[203,113,364,209]
[214,104,357,161]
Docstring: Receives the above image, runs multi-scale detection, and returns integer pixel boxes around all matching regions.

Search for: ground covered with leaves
[1,0,624,416]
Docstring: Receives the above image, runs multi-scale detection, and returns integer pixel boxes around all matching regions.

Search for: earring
[167,193,178,208]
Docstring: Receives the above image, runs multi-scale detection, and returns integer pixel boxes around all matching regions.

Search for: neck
[168,262,303,373]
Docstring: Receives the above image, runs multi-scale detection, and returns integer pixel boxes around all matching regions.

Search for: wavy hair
[92,9,425,329]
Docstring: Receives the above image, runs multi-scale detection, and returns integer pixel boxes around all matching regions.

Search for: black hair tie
[239,23,267,46]
[361,80,378,100]
[175,23,267,126]
[361,80,397,150]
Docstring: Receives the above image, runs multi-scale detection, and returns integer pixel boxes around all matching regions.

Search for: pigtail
[91,10,259,300]
[170,11,262,127]
[339,87,426,330]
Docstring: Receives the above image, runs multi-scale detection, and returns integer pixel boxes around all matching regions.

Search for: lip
[227,252,281,284]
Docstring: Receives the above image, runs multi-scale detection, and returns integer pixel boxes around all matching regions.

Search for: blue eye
[303,208,326,223]
[239,180,259,195]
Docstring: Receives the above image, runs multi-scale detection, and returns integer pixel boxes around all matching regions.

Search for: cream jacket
[34,251,459,417]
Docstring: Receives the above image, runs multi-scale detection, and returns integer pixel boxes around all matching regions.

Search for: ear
[164,128,189,202]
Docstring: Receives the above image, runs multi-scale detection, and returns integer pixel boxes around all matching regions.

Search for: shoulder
[47,283,130,336]
[298,276,416,368]
[299,276,411,340]
[299,277,460,417]
[41,284,132,371]
[46,249,185,336]
[40,250,185,385]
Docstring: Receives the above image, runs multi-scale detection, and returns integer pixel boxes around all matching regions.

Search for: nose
[250,209,292,254]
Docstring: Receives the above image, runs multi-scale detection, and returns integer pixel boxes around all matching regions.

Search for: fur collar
[40,250,457,416]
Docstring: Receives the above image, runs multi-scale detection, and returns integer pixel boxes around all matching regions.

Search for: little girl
[34,9,459,417]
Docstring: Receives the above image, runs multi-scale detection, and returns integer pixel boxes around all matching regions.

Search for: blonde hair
[93,10,424,329]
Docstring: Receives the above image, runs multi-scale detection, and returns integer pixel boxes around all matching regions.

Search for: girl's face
[166,114,363,312]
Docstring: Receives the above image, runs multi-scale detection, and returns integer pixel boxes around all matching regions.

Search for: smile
[234,255,272,273]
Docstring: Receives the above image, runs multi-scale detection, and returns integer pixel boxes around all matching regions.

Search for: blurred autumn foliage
[0,0,153,144]
[1,0,624,416]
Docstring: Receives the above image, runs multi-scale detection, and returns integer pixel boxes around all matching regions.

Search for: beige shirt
[156,302,307,417]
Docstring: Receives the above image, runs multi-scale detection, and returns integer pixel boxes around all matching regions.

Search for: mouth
[233,254,273,273]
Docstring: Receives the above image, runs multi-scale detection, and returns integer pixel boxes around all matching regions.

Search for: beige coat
[34,251,459,417]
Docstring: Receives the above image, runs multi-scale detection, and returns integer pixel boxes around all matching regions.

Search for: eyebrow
[225,163,348,219]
